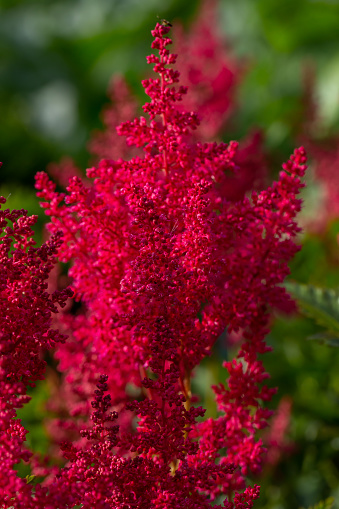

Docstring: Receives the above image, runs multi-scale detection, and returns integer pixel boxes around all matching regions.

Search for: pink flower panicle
[35,22,307,506]
[307,141,339,228]
[3,22,307,508]
[95,1,266,202]
[173,0,268,200]
[54,1,266,207]
[47,156,85,189]
[174,0,243,141]
[0,194,72,507]
[89,76,140,160]
[264,396,293,467]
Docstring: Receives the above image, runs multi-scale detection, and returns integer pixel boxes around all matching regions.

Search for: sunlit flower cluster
[1,19,306,508]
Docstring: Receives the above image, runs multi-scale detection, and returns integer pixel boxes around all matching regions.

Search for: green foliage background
[1,0,339,508]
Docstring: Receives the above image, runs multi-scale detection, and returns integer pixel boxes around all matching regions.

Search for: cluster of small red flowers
[29,22,309,507]
[173,0,242,141]
[89,76,140,161]
[174,0,268,202]
[84,0,267,206]
[264,396,294,467]
[0,191,72,507]
[306,140,339,228]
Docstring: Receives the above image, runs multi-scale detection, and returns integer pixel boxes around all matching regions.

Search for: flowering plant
[1,22,306,508]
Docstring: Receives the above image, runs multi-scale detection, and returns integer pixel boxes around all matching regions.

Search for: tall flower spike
[0,194,72,508]
[31,23,307,508]
[174,0,243,141]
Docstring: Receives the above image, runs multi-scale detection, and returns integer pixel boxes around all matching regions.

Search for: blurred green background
[1,0,339,508]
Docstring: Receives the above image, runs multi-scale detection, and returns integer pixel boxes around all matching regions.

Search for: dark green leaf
[308,333,339,348]
[285,281,339,338]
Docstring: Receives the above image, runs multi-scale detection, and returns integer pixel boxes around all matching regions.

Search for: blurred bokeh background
[1,0,339,508]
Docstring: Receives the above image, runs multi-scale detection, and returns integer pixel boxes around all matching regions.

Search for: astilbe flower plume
[305,140,339,228]
[173,0,242,141]
[264,396,294,468]
[33,23,307,507]
[0,192,72,508]
[89,76,140,161]
[173,0,268,201]
[2,22,307,508]
[86,0,267,204]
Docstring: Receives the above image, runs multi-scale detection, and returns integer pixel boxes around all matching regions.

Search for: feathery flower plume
[1,21,306,508]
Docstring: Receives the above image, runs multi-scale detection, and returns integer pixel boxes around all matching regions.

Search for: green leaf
[308,332,339,348]
[285,281,339,341]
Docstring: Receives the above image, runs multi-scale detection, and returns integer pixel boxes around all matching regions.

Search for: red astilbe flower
[48,0,267,214]
[173,0,243,141]
[47,156,86,190]
[264,396,294,468]
[187,148,307,498]
[33,23,306,507]
[89,75,140,161]
[43,77,138,194]
[95,0,266,200]
[87,0,241,165]
[305,140,339,229]
[173,0,268,200]
[0,192,72,508]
